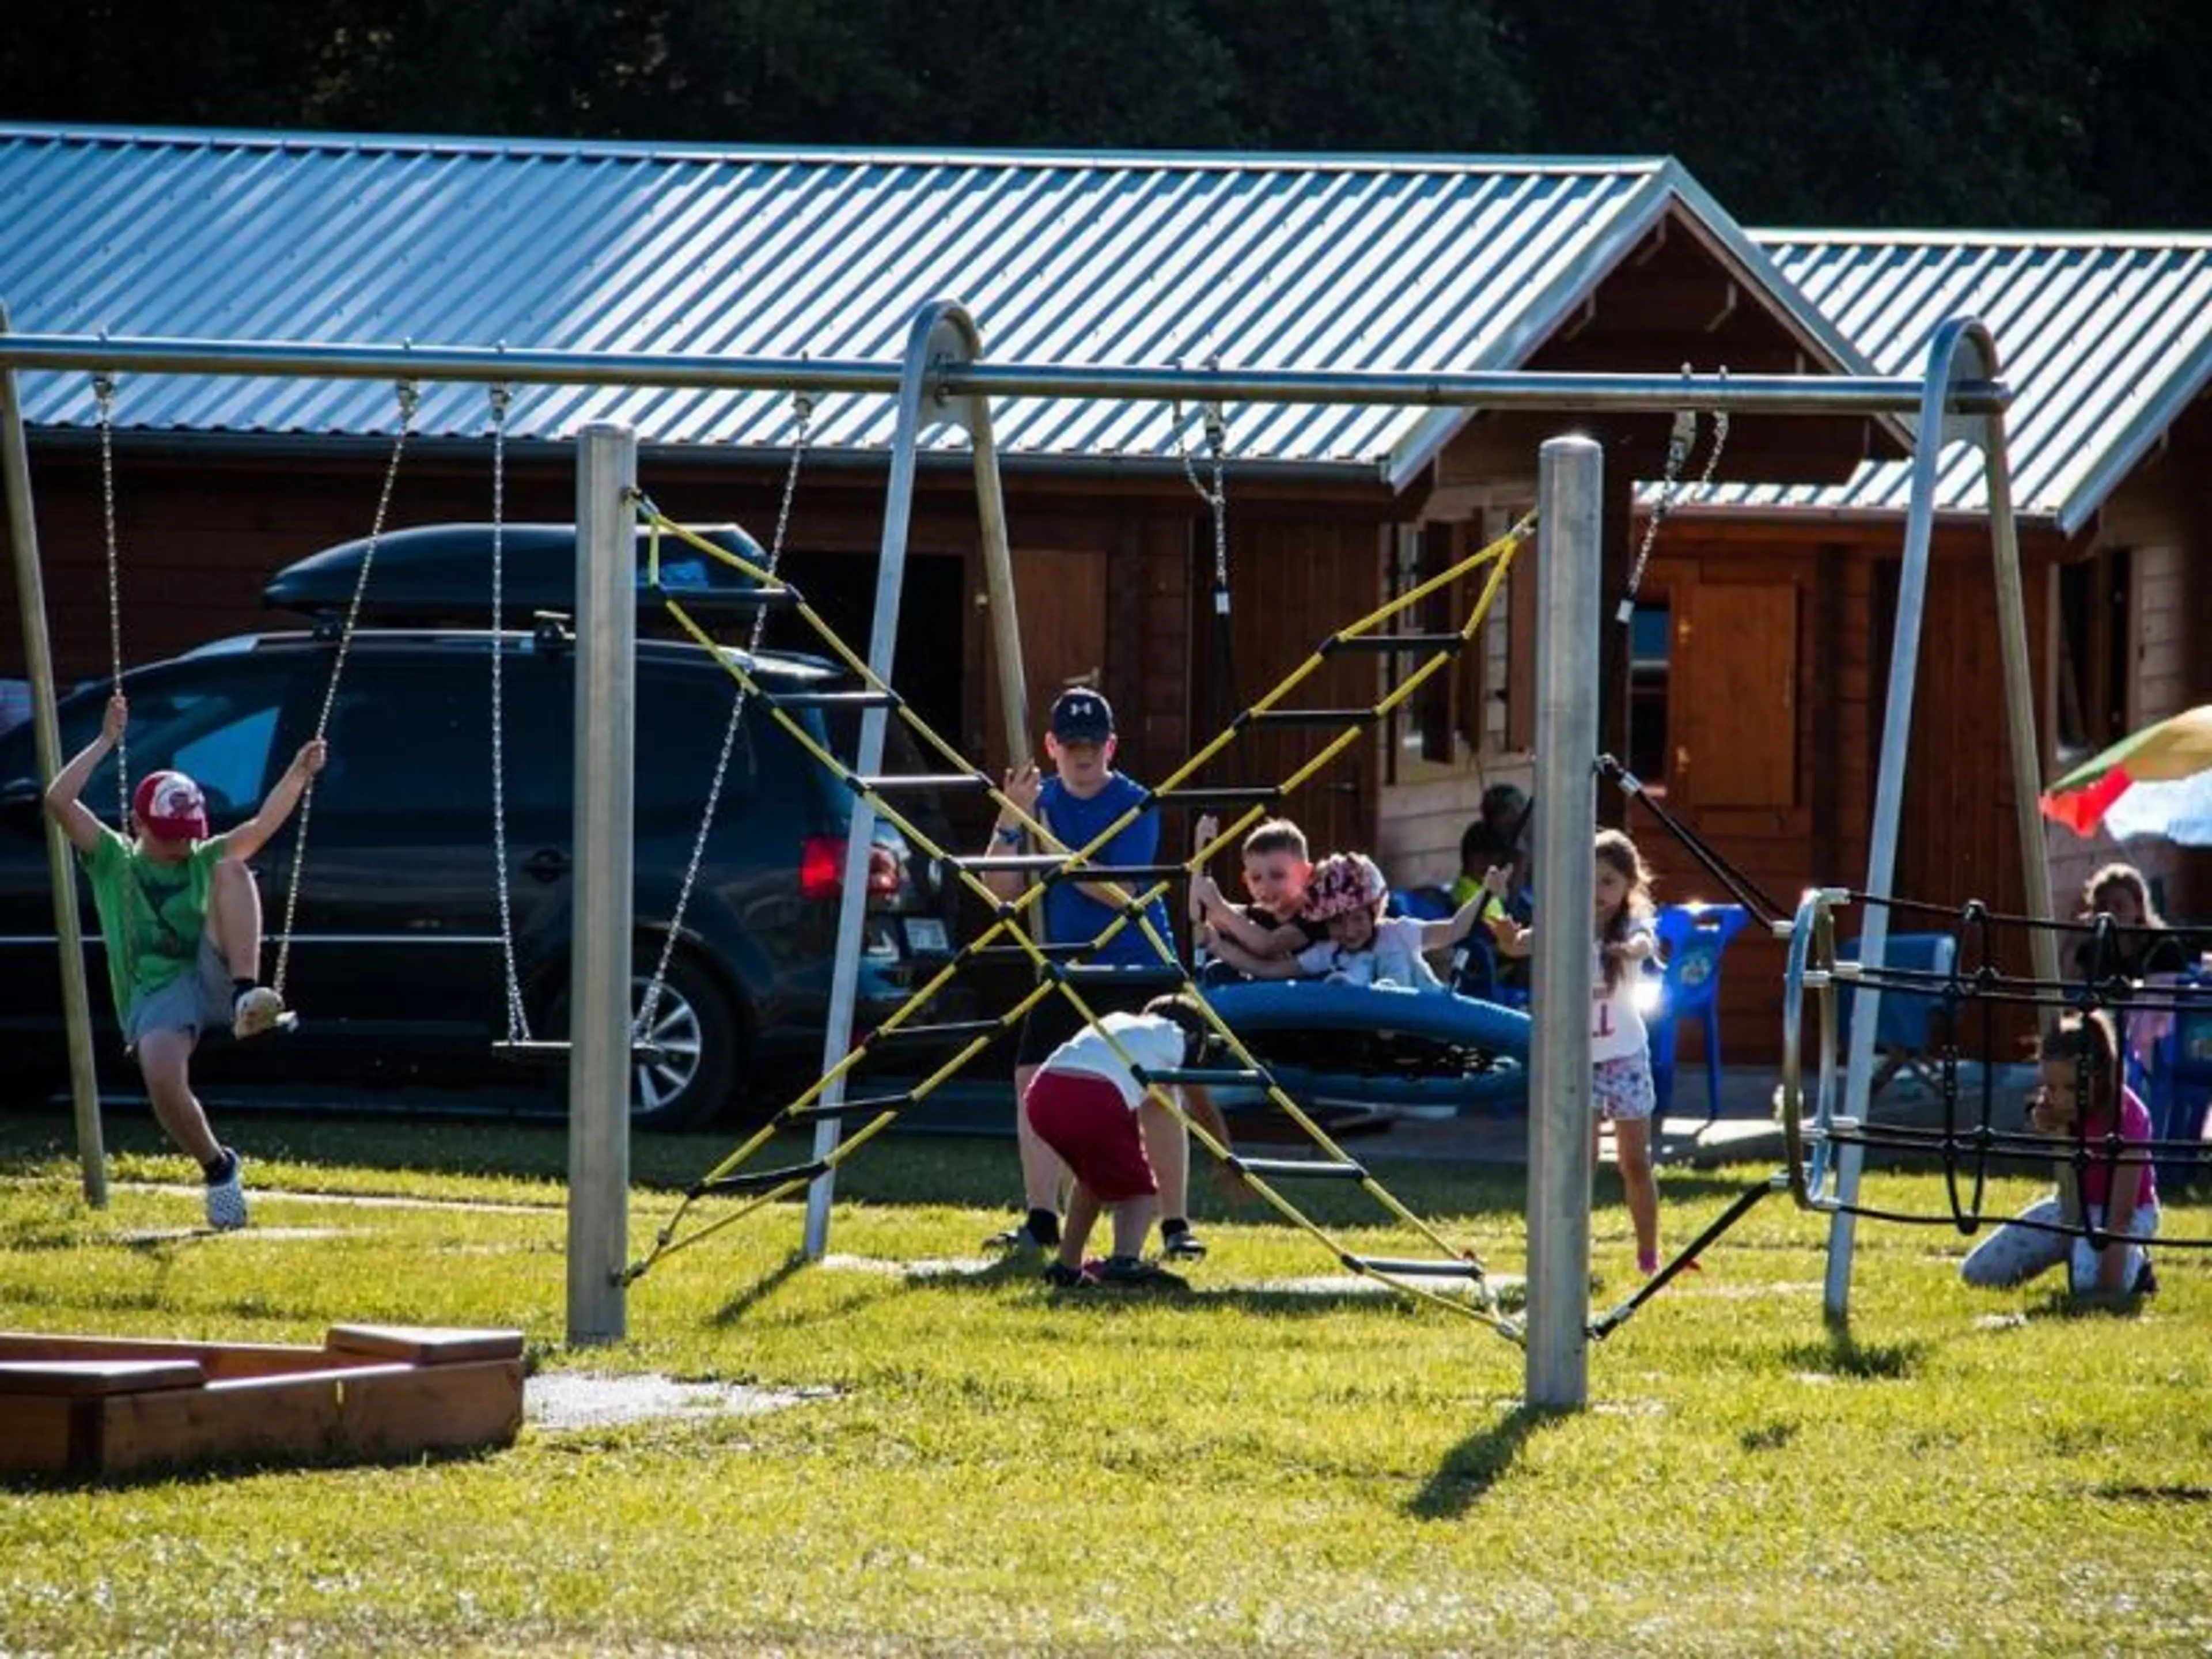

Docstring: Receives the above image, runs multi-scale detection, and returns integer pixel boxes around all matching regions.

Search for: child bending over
[1021,995,1243,1290]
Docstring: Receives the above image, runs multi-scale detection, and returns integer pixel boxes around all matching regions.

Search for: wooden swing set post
[0,298,107,1208]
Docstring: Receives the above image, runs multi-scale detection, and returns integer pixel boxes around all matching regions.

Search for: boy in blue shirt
[982,688,1199,1258]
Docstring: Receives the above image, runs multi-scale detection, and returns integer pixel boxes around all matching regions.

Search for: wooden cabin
[1627,232,2212,1066]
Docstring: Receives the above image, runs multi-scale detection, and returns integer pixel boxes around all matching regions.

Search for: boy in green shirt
[46,693,327,1229]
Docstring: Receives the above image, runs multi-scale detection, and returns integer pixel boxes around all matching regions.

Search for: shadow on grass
[707,1249,815,1327]
[1407,1403,1546,1521]
[950,1271,1525,1328]
[2093,1482,2212,1505]
[1,1438,511,1496]
[1777,1326,1930,1380]
[2021,1284,2157,1321]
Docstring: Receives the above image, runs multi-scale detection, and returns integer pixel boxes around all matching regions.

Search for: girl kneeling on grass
[1960,1009,2160,1298]
[1021,995,1243,1291]
[1487,829,1666,1275]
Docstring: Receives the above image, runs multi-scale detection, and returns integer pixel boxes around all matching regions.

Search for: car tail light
[799,836,906,902]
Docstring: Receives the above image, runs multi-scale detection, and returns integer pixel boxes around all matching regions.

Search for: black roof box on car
[261,521,777,627]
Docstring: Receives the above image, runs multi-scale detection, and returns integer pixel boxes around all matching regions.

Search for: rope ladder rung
[1342,1254,1483,1279]
[850,772,990,794]
[695,1159,831,1197]
[783,1094,912,1127]
[1234,1156,1366,1181]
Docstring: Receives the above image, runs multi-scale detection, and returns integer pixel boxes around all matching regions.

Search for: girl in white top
[1488,830,1666,1275]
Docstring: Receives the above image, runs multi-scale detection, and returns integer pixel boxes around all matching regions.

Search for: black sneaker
[2134,1258,2160,1297]
[1161,1227,1207,1262]
[1096,1255,1188,1291]
[1041,1260,1095,1289]
[984,1217,1058,1253]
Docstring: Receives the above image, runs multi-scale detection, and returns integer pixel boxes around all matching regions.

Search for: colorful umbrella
[2040,704,2212,842]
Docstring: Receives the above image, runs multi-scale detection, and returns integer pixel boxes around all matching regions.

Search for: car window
[23,666,291,824]
[639,666,760,835]
[317,653,570,831]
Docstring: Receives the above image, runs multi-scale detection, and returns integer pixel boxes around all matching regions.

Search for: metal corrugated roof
[1705,232,2212,532]
[0,124,1868,478]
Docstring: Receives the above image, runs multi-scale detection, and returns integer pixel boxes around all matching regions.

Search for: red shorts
[1023,1070,1158,1202]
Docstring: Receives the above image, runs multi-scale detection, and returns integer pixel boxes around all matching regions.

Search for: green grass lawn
[2,1105,2208,1657]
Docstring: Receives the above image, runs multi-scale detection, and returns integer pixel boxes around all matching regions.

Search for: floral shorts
[1593,1052,1656,1122]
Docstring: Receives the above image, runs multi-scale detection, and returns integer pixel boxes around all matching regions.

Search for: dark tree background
[7,1,2207,227]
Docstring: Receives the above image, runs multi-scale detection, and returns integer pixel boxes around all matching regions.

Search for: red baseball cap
[132,770,209,842]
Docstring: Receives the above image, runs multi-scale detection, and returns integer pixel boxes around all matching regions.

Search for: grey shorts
[123,935,232,1048]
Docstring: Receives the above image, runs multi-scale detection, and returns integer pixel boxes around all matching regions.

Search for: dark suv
[0,525,964,1128]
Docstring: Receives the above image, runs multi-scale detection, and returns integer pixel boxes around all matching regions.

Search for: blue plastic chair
[1450,927,1505,1002]
[1836,931,1959,1096]
[2150,976,2212,1195]
[1646,903,1752,1120]
[1389,884,1453,921]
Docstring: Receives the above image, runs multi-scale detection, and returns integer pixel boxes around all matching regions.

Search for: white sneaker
[204,1150,249,1232]
[232,985,286,1040]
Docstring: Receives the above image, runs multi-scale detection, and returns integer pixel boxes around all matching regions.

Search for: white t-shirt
[1039,1012,1190,1110]
[1591,932,1653,1062]
[1294,915,1444,990]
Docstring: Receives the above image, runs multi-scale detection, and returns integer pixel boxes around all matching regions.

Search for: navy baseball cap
[1049,688,1115,742]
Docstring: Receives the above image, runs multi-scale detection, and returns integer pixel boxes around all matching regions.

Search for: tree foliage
[5,1,2203,228]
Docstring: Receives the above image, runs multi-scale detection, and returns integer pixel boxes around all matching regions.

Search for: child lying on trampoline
[1022,995,1243,1290]
[1188,812,1324,979]
[1203,851,1490,990]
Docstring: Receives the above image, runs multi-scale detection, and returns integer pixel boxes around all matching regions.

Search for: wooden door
[1672,581,1799,812]
[976,547,1109,777]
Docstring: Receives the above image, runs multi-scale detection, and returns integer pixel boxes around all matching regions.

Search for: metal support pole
[1825,320,1990,1320]
[0,298,105,1206]
[0,331,2000,418]
[1526,433,1602,1411]
[804,300,995,1258]
[567,422,636,1345]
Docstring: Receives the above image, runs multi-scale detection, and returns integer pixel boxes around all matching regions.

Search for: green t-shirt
[80,827,230,1020]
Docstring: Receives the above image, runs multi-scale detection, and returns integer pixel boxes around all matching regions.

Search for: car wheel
[628,952,742,1130]
[548,950,742,1131]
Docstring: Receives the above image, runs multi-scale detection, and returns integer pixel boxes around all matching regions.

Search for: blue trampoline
[1198,979,1530,1118]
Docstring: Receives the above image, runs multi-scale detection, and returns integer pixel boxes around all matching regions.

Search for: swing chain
[1173,381,1230,615]
[483,382,532,1043]
[271,378,419,1000]
[1616,365,1728,627]
[92,372,129,825]
[634,392,814,1040]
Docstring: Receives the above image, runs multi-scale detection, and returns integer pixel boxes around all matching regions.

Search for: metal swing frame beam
[0,296,2030,1400]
